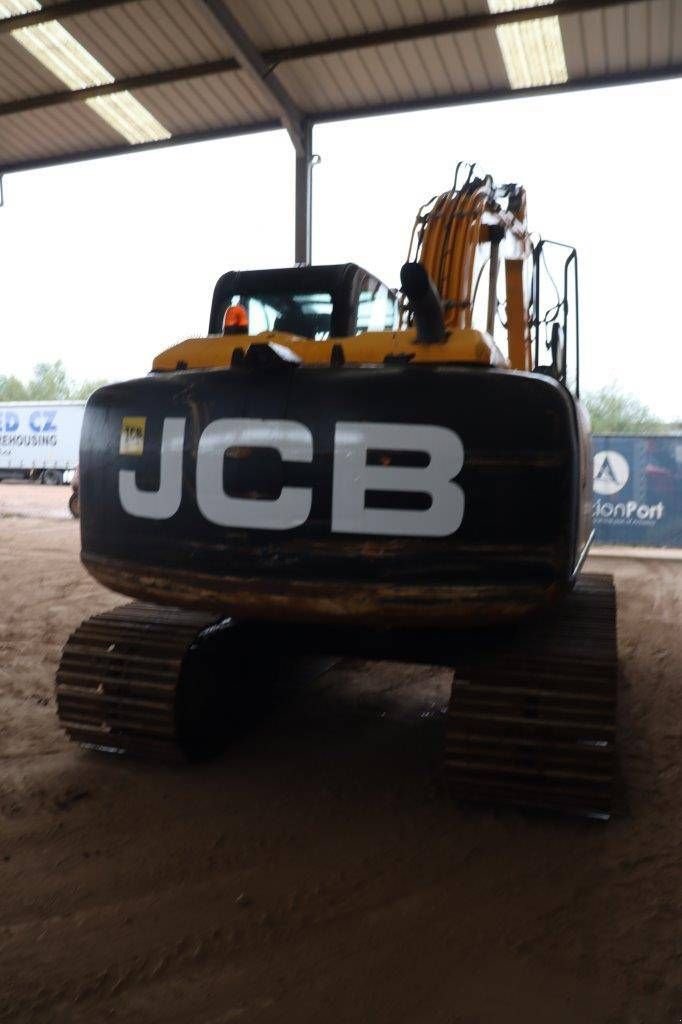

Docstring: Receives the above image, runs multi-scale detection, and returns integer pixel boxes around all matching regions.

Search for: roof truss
[0,0,678,179]
[0,0,655,127]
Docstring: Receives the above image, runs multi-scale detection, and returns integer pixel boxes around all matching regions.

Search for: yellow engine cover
[152,328,508,372]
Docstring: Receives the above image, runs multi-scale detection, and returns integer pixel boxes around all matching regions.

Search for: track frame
[56,573,618,817]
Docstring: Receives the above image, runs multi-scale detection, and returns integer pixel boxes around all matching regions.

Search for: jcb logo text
[118,417,465,538]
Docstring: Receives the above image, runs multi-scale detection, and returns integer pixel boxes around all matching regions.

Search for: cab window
[356,280,398,334]
[224,292,333,340]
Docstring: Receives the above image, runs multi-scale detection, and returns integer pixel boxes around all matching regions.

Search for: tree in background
[584,385,666,435]
[0,361,106,401]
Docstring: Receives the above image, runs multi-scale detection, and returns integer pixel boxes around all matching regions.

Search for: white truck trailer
[0,401,85,485]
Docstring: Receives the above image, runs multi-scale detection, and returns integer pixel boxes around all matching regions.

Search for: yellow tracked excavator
[56,163,618,816]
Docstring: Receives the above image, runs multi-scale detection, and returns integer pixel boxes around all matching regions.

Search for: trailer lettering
[118,416,466,537]
[0,402,82,475]
[29,409,57,433]
[0,412,19,432]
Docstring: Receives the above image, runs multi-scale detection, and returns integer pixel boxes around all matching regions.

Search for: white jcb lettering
[118,416,466,537]
[196,418,313,530]
[331,422,465,537]
[119,417,185,520]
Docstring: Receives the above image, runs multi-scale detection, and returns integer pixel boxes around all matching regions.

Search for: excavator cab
[208,265,398,341]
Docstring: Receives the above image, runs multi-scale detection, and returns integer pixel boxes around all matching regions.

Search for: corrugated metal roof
[0,33,71,101]
[1,101,122,164]
[61,0,231,77]
[136,68,279,133]
[0,0,680,174]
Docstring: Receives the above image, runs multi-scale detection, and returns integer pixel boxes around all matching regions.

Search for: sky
[0,76,680,419]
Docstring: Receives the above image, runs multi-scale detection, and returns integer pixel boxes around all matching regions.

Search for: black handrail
[531,239,579,397]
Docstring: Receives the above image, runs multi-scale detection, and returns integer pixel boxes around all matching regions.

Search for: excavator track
[55,603,224,761]
[445,573,618,818]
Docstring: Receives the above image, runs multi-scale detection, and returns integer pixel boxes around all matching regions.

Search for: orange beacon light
[223,303,249,335]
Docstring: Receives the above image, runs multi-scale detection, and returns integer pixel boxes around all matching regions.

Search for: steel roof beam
[312,62,682,123]
[5,61,681,179]
[0,58,241,118]
[0,0,138,34]
[198,0,306,155]
[0,0,647,121]
[0,0,644,39]
[265,0,647,65]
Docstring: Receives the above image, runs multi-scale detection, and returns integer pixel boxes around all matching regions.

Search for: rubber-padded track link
[445,573,618,818]
[56,603,218,760]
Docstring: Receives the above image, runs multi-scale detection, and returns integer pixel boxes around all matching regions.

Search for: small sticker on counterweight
[120,417,146,456]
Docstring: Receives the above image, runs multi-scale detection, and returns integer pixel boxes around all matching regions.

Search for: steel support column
[200,0,312,263]
[294,122,313,266]
[199,0,305,153]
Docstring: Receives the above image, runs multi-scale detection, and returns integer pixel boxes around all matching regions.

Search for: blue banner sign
[593,435,682,547]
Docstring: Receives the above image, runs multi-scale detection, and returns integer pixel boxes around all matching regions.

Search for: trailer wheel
[68,491,80,519]
[42,469,63,485]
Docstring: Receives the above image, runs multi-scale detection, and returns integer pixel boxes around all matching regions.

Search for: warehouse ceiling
[0,0,680,176]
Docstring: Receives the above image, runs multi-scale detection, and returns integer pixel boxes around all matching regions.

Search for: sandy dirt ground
[1,486,681,1023]
[0,481,72,521]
